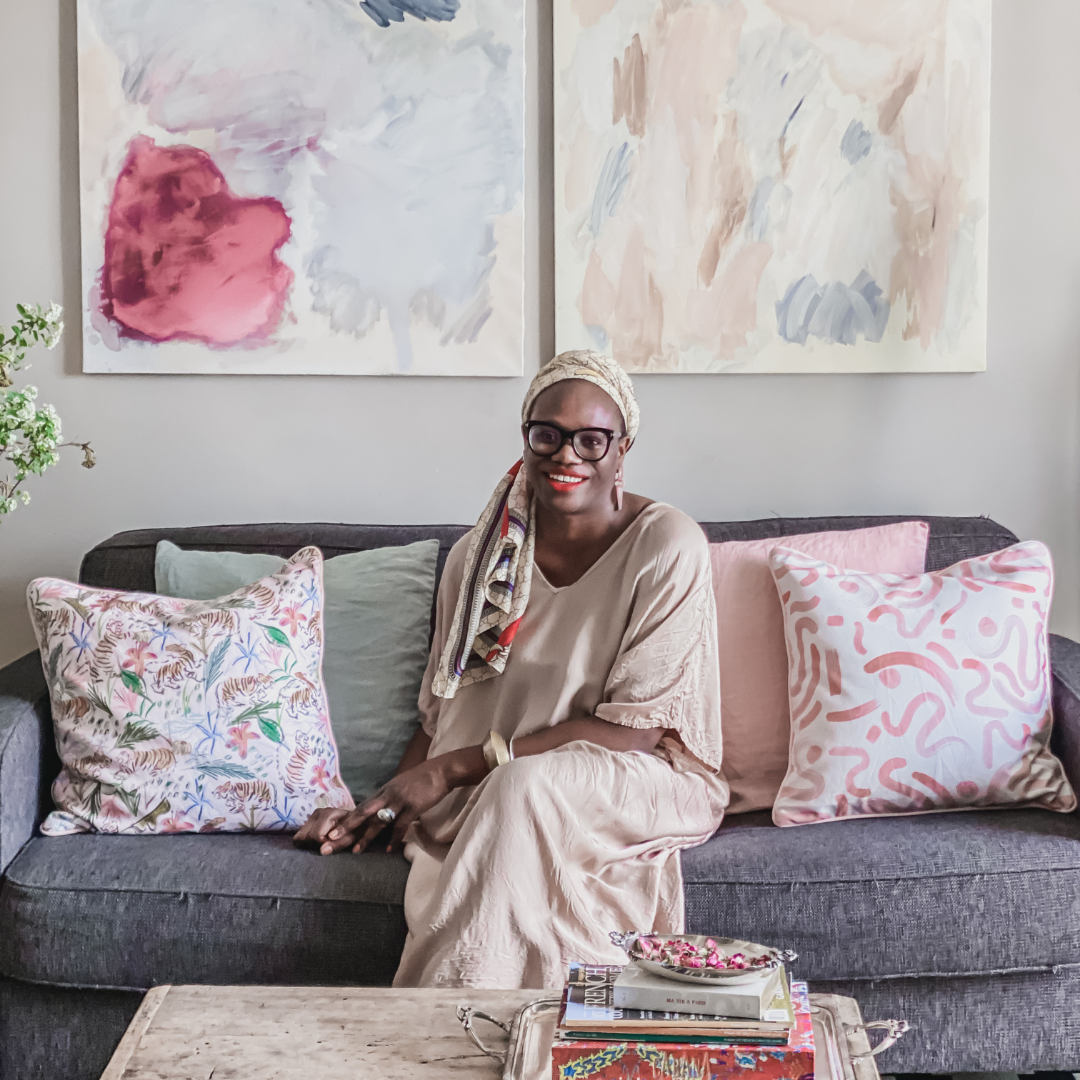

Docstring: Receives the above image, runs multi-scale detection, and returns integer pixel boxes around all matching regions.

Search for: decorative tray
[457,993,909,1080]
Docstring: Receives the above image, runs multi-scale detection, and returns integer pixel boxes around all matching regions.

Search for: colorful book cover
[551,981,814,1080]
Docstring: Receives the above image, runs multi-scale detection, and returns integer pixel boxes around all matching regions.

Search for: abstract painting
[554,0,990,373]
[77,0,524,375]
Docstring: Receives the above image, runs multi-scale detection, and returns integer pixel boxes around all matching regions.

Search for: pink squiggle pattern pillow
[770,541,1076,827]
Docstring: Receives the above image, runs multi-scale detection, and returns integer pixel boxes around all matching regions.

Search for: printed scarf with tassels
[431,460,534,699]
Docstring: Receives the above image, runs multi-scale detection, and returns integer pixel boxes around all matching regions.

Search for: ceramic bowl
[620,934,797,984]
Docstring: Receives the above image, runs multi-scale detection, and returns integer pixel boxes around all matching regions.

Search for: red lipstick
[544,472,587,493]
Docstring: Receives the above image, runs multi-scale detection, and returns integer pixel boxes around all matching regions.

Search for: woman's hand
[293,756,457,855]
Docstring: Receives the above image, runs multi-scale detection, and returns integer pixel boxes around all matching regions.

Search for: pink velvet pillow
[711,522,929,814]
[769,541,1076,826]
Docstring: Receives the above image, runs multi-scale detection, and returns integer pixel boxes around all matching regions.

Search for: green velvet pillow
[155,538,438,801]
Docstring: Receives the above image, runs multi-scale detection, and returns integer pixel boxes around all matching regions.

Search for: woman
[295,351,728,988]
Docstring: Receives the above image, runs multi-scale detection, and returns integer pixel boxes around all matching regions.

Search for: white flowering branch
[0,303,95,520]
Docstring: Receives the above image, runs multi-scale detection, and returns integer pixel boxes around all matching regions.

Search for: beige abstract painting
[554,0,991,374]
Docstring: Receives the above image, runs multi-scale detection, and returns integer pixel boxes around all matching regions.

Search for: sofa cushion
[0,835,408,990]
[682,809,1080,981]
[30,549,354,838]
[769,540,1074,826]
[9,811,1078,992]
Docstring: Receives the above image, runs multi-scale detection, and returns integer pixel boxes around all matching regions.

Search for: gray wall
[1,0,1079,667]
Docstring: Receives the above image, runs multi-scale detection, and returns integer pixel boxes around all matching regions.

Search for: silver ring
[376,807,396,824]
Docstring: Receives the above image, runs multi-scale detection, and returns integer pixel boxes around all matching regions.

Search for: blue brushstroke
[776,271,890,346]
[746,177,776,242]
[359,0,459,27]
[840,120,873,164]
[586,324,609,350]
[780,95,805,142]
[590,143,632,237]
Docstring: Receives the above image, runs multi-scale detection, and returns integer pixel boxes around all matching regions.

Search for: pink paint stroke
[99,136,294,347]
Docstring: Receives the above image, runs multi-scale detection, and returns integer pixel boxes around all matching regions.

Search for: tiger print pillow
[28,546,353,835]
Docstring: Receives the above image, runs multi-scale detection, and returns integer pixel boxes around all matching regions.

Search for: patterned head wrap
[431,351,639,699]
[521,349,640,440]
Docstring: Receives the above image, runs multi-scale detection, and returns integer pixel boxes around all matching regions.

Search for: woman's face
[523,380,631,517]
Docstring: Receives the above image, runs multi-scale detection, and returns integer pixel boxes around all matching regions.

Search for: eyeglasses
[523,420,623,462]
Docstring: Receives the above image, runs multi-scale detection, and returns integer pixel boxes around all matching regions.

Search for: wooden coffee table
[100,984,891,1079]
[101,985,542,1079]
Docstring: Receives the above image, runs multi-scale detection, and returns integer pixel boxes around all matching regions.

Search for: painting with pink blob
[77,0,524,375]
[554,0,990,373]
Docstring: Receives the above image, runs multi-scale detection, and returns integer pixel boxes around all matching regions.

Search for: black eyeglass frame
[522,420,626,462]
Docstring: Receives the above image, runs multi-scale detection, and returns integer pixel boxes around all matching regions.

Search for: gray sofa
[1,515,1079,1079]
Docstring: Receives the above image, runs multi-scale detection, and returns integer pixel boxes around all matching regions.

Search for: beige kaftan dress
[392,503,728,989]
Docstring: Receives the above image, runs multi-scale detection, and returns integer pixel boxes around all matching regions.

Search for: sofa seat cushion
[0,835,408,990]
[683,809,1080,981]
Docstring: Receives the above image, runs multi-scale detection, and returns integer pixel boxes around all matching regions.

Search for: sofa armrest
[1050,634,1080,801]
[0,652,54,874]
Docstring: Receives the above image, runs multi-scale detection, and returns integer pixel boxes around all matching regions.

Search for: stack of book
[552,962,813,1080]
